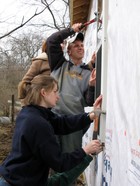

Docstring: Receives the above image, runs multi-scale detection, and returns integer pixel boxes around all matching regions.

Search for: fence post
[11,94,15,124]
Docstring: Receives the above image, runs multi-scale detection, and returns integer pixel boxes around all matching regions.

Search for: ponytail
[18,81,31,99]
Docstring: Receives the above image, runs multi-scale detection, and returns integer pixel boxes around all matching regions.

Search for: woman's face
[41,84,59,108]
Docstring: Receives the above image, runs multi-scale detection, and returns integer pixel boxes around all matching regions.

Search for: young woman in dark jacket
[0,75,102,186]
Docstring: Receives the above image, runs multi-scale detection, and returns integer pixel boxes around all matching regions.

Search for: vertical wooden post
[11,94,15,124]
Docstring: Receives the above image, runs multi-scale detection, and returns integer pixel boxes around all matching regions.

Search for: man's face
[68,40,84,62]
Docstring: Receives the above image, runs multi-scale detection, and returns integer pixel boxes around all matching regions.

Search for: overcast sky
[0,0,36,30]
[0,0,69,40]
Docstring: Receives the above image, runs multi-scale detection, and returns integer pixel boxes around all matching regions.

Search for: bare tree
[0,0,70,115]
[40,0,69,30]
[0,32,44,113]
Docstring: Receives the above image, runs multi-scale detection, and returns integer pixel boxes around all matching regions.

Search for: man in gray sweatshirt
[47,23,96,153]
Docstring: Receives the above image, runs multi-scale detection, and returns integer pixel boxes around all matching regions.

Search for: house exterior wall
[82,0,140,185]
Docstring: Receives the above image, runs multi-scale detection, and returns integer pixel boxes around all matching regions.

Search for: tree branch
[41,0,61,30]
[0,7,47,40]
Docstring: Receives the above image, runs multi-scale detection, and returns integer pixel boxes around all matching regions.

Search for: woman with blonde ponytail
[0,74,103,186]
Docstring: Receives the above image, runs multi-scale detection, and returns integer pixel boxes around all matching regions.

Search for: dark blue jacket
[0,105,91,186]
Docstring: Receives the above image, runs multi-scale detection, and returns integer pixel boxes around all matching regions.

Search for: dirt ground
[0,123,14,163]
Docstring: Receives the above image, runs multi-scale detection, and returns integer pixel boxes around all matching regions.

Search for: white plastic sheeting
[83,0,140,185]
[104,0,140,185]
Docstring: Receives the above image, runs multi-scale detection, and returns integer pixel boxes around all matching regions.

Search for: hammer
[92,108,106,152]
[80,12,102,30]
[90,108,106,117]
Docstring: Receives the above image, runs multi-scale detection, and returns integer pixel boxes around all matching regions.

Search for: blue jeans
[0,177,11,186]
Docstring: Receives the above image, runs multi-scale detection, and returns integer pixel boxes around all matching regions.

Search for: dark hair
[18,75,58,106]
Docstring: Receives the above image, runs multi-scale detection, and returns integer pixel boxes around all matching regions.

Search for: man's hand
[88,52,96,71]
[71,23,83,32]
[89,68,96,86]
[93,95,102,110]
[91,52,96,65]
[88,95,102,120]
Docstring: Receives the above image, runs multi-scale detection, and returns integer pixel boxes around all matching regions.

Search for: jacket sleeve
[39,124,87,172]
[46,28,75,72]
[28,114,90,172]
[50,112,91,135]
[20,115,87,173]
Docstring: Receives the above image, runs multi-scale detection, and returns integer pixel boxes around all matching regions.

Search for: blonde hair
[18,75,58,106]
